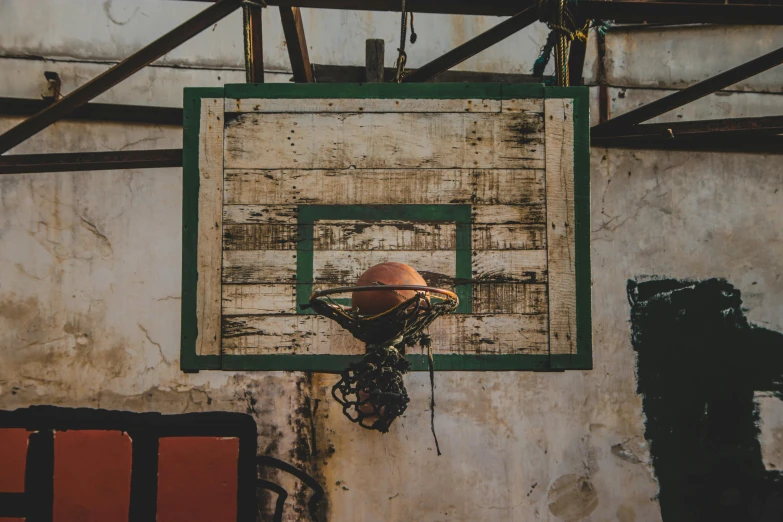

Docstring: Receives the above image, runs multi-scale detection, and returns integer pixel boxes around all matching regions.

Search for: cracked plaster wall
[1,3,783,521]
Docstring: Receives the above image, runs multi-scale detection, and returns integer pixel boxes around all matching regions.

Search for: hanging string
[533,0,597,86]
[395,0,409,83]
[423,335,442,456]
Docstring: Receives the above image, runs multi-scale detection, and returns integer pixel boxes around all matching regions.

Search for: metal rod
[0,149,183,175]
[596,31,609,124]
[0,97,183,126]
[0,0,242,155]
[593,44,783,135]
[312,63,538,83]
[279,6,314,83]
[174,0,783,23]
[567,26,589,87]
[243,3,265,83]
[591,134,783,155]
[402,5,538,83]
[593,116,783,139]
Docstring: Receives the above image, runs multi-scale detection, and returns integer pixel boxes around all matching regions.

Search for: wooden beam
[365,39,385,83]
[0,0,242,155]
[279,7,314,83]
[243,3,265,83]
[0,149,183,175]
[593,44,783,135]
[402,5,538,83]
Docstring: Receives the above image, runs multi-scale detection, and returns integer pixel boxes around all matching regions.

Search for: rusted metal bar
[0,149,183,175]
[0,97,183,126]
[567,29,589,87]
[176,0,783,23]
[312,64,538,83]
[0,0,242,155]
[592,134,783,155]
[596,31,609,124]
[243,3,265,83]
[593,44,783,136]
[402,5,538,83]
[279,7,314,83]
[593,116,783,139]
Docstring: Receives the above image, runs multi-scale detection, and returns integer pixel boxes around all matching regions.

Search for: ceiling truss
[0,0,782,174]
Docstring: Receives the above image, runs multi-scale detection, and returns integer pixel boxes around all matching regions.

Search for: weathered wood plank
[223,205,298,225]
[220,282,544,315]
[224,224,300,250]
[224,98,503,113]
[545,98,577,355]
[501,98,544,113]
[472,283,547,314]
[223,222,546,251]
[313,251,457,287]
[314,222,456,251]
[223,169,545,206]
[222,284,297,315]
[196,98,224,357]
[223,251,297,283]
[473,250,548,283]
[472,204,544,224]
[223,249,547,284]
[472,224,546,250]
[223,112,544,170]
[222,313,548,355]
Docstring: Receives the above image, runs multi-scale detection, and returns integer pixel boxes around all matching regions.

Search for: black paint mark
[258,456,326,522]
[629,278,783,522]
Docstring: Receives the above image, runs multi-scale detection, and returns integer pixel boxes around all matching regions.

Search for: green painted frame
[296,204,472,315]
[181,83,591,373]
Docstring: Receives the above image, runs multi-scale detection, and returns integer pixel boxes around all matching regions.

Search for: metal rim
[310,284,459,302]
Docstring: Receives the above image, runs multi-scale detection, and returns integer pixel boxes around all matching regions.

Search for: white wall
[1,1,782,520]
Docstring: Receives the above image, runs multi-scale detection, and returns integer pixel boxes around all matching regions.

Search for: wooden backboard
[181,84,591,372]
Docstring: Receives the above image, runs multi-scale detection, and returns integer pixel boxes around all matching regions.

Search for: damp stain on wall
[628,278,783,522]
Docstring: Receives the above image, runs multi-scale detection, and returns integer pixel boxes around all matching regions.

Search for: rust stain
[547,474,599,521]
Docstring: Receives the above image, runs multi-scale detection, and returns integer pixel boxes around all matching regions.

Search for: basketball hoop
[304,281,458,438]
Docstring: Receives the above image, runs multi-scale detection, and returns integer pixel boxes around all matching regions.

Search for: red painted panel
[53,430,132,522]
[157,437,239,522]
[0,518,26,522]
[0,428,29,492]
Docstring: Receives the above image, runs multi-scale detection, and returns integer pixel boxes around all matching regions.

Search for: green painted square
[296,205,472,314]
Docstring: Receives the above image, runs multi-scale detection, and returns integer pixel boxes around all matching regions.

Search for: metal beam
[177,0,783,23]
[279,7,314,83]
[0,149,183,175]
[0,0,242,155]
[593,116,783,139]
[592,134,783,155]
[593,44,783,136]
[567,30,589,87]
[402,5,538,83]
[0,98,182,126]
[243,3,265,83]
[312,64,538,83]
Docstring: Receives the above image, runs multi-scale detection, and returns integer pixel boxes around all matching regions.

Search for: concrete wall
[1,2,782,520]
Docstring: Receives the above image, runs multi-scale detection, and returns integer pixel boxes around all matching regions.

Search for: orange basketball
[352,262,426,316]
